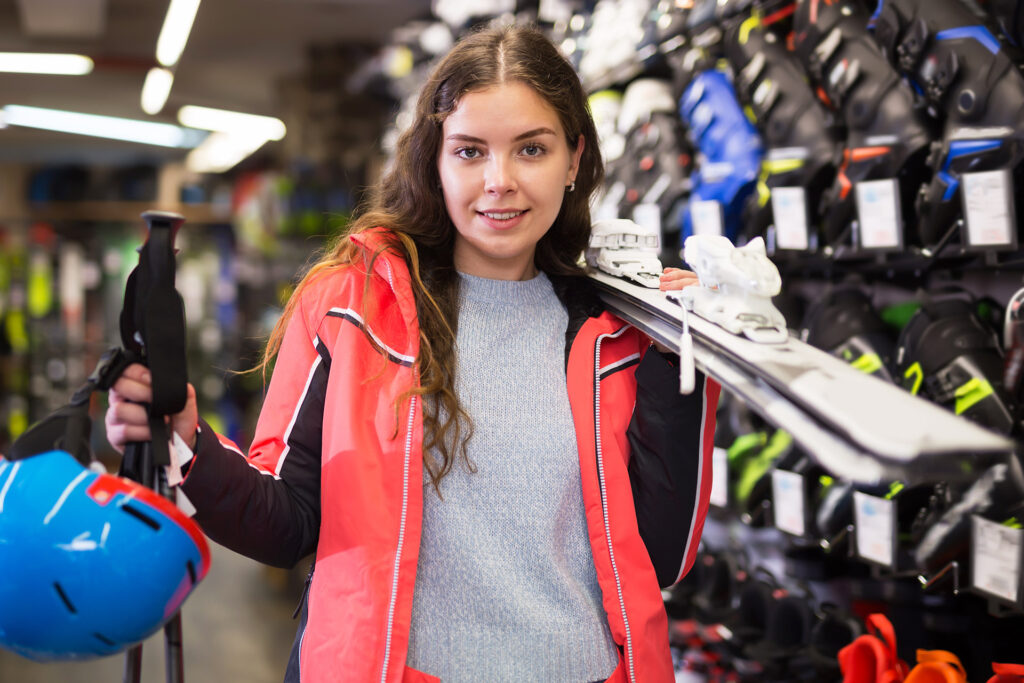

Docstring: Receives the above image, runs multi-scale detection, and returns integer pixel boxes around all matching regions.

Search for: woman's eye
[456,147,481,160]
[521,144,545,157]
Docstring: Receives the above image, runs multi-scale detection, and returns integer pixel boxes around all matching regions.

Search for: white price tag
[691,200,724,237]
[710,447,729,508]
[855,178,902,249]
[771,187,810,250]
[854,492,896,567]
[632,203,662,236]
[962,170,1016,247]
[971,515,1023,603]
[771,469,806,536]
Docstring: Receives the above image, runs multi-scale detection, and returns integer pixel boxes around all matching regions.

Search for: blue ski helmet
[0,450,211,661]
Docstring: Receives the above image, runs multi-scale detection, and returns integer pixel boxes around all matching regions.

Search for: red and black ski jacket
[181,229,720,683]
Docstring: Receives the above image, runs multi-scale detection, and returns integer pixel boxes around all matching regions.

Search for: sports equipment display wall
[368,1,1024,680]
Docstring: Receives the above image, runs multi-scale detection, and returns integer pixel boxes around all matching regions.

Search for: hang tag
[176,487,197,518]
[971,515,1023,604]
[691,200,724,237]
[771,187,810,250]
[164,431,195,488]
[855,179,902,250]
[962,169,1016,248]
[771,469,806,536]
[854,492,896,567]
[710,447,728,508]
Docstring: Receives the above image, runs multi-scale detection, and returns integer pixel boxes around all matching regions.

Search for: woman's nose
[484,156,517,195]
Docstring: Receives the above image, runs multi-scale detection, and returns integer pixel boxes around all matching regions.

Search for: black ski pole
[118,210,190,683]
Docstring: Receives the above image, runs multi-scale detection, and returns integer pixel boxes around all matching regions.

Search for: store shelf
[17,201,229,225]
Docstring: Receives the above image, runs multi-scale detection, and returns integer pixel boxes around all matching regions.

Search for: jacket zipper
[296,561,313,682]
[594,327,635,683]
[380,392,417,682]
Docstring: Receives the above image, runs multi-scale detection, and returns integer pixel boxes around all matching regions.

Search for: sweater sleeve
[627,349,720,587]
[180,301,326,569]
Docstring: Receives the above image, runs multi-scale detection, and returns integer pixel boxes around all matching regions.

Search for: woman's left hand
[659,267,699,291]
[650,267,700,354]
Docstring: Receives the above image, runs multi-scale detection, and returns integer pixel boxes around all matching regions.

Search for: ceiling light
[1,105,205,148]
[185,131,269,173]
[0,52,93,75]
[156,0,202,67]
[141,67,174,115]
[177,105,286,141]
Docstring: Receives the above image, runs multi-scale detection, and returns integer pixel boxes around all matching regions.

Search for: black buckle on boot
[897,18,930,72]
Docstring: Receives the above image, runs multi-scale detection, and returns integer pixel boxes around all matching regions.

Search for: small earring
[566,181,575,193]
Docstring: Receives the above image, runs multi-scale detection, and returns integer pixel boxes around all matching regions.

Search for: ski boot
[792,0,934,250]
[722,6,841,244]
[615,79,694,263]
[870,0,1024,249]
[800,286,896,381]
[677,66,765,244]
[894,293,1016,434]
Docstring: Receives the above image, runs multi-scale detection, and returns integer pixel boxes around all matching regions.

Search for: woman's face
[438,81,584,280]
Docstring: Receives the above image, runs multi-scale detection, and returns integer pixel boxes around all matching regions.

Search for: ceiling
[0,0,432,165]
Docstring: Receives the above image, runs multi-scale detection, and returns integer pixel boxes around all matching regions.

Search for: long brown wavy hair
[260,24,604,493]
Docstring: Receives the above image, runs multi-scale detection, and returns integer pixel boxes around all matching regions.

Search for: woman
[106,24,719,683]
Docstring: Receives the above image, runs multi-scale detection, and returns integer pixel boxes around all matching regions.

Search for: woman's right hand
[105,363,199,454]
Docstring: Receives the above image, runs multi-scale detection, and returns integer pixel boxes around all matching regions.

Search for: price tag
[854,492,896,567]
[632,203,662,237]
[771,469,806,536]
[771,187,810,251]
[962,169,1016,248]
[691,200,724,237]
[971,515,1023,604]
[710,447,729,508]
[855,178,902,250]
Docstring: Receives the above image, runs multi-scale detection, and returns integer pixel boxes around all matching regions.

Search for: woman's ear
[568,134,585,184]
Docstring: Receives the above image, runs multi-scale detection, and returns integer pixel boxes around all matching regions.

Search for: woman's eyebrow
[445,127,557,144]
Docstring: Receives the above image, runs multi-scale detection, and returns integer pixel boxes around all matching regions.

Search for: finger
[110,377,153,404]
[120,363,152,384]
[108,400,151,428]
[660,276,700,291]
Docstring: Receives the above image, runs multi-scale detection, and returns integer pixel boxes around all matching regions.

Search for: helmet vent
[53,582,77,614]
[121,504,160,531]
[92,632,115,647]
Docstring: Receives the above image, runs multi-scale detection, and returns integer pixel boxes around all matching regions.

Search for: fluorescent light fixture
[185,131,269,173]
[156,0,202,67]
[0,52,94,75]
[178,105,286,140]
[1,105,206,148]
[141,67,175,114]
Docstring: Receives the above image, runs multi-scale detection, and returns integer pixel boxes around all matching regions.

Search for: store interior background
[5,0,1024,681]
[0,0,437,680]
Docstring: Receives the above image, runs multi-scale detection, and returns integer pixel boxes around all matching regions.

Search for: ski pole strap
[119,212,188,426]
[9,347,139,464]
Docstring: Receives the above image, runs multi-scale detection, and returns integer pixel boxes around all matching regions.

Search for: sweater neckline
[457,270,554,304]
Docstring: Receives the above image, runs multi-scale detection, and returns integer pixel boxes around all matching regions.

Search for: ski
[587,269,1015,486]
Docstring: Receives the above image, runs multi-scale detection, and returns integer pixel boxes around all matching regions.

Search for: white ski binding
[669,234,788,344]
[587,218,664,288]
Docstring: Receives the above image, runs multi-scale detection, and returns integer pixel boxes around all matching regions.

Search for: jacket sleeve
[180,299,326,570]
[627,348,720,587]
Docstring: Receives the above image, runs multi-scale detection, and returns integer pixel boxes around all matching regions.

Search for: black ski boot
[792,0,934,249]
[722,6,841,245]
[871,0,1024,249]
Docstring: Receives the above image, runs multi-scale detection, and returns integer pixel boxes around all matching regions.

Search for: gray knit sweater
[405,271,620,682]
